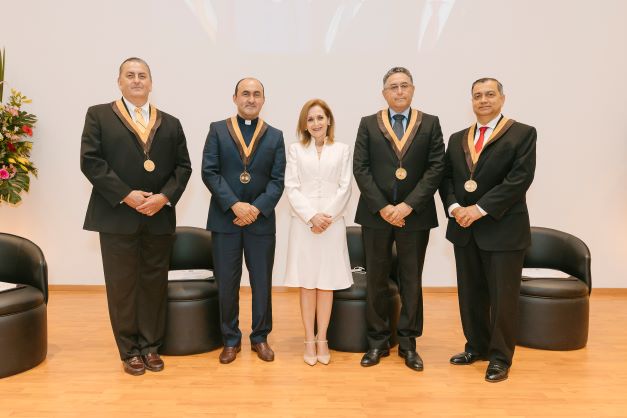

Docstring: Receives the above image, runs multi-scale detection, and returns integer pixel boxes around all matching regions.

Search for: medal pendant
[240,171,251,184]
[464,179,478,192]
[144,159,156,172]
[395,167,407,180]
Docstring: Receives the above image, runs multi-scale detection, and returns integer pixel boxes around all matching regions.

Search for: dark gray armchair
[160,226,222,355]
[517,226,591,350]
[327,226,401,352]
[0,233,48,378]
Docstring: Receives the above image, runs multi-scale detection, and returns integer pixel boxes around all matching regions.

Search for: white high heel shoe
[304,341,317,366]
[316,339,330,365]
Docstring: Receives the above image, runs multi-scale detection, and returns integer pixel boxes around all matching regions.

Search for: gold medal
[464,179,478,192]
[395,167,407,180]
[240,171,251,184]
[144,159,156,172]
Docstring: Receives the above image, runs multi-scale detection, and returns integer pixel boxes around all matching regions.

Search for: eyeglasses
[384,83,414,92]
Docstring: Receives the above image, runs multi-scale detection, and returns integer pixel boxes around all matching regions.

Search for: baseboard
[50,284,106,291]
[48,284,627,295]
[590,288,627,295]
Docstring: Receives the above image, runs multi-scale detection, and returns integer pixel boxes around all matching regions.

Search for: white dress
[283,140,354,290]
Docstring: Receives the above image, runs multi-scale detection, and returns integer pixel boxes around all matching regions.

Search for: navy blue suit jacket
[201,119,286,234]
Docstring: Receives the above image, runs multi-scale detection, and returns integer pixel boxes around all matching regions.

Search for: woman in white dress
[284,99,353,366]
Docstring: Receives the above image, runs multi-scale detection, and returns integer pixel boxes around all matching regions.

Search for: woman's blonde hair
[297,98,335,146]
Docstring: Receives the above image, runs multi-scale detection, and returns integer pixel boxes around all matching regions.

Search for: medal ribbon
[114,100,158,147]
[227,116,267,168]
[466,117,511,165]
[112,99,162,171]
[460,117,515,192]
[380,109,420,158]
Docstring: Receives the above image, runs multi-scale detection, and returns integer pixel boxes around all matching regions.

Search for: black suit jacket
[440,120,536,251]
[353,110,445,231]
[80,102,192,234]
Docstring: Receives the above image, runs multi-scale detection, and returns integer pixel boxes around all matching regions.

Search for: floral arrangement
[0,48,38,205]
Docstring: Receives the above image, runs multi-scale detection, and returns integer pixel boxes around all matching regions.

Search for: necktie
[134,107,147,134]
[392,114,405,140]
[475,126,488,153]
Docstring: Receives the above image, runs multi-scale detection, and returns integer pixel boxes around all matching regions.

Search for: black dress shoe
[398,349,424,371]
[485,362,509,383]
[360,348,390,367]
[450,351,487,365]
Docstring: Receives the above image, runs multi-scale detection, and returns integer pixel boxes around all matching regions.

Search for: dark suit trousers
[99,229,173,360]
[363,227,430,351]
[454,235,525,367]
[212,230,275,347]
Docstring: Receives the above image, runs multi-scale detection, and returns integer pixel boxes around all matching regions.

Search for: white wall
[1,0,625,287]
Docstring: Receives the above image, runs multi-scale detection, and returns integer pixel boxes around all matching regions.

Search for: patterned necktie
[134,107,147,134]
[392,114,405,140]
[475,126,488,153]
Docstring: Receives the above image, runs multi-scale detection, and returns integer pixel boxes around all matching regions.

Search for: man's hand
[394,202,413,221]
[379,204,405,227]
[233,218,247,227]
[231,202,252,219]
[454,205,484,228]
[232,203,260,226]
[123,190,153,209]
[309,213,333,233]
[136,193,169,216]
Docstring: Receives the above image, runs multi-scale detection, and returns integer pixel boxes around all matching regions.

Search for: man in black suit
[440,78,536,382]
[80,57,192,376]
[353,67,445,371]
[202,78,285,364]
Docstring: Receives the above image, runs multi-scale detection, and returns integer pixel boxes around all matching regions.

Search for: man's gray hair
[383,67,413,86]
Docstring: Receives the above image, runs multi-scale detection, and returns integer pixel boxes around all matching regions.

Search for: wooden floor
[1,289,626,418]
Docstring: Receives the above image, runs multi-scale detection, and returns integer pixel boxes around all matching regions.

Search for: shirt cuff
[447,203,460,217]
[476,204,487,216]
[159,193,172,207]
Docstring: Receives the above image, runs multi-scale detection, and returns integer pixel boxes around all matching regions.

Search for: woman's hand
[309,213,332,234]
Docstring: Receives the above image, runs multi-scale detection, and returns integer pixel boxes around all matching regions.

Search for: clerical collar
[237,114,258,126]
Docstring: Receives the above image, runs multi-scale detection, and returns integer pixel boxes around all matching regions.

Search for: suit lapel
[460,126,474,173]
[474,119,516,174]
[111,101,163,154]
[376,109,423,161]
[482,118,515,151]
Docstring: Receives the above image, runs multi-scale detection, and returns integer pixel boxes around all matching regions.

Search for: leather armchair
[0,233,48,378]
[517,226,592,350]
[327,226,401,352]
[160,226,222,355]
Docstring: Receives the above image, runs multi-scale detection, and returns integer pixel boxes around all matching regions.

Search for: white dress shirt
[122,96,149,124]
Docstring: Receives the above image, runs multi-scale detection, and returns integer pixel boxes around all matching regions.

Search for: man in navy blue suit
[202,78,286,364]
